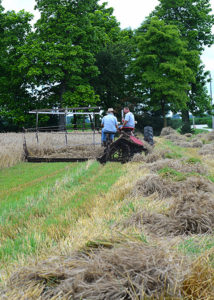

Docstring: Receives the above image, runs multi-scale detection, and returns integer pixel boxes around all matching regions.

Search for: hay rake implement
[23,107,152,163]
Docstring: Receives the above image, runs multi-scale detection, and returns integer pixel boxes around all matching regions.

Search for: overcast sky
[2,0,214,95]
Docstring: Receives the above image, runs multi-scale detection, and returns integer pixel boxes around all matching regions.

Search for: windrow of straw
[199,142,214,156]
[160,127,177,136]
[148,158,207,175]
[123,191,214,236]
[160,126,204,148]
[131,148,176,163]
[181,249,214,299]
[3,241,185,300]
[131,174,214,199]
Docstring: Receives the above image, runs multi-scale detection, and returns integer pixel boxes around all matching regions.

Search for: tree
[0,6,34,129]
[152,0,214,131]
[91,29,134,114]
[131,18,199,127]
[188,63,212,114]
[19,0,120,111]
[152,0,214,52]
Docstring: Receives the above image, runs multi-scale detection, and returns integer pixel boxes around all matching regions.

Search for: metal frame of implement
[24,107,101,163]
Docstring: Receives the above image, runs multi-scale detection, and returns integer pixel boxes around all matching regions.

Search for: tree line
[0,0,213,133]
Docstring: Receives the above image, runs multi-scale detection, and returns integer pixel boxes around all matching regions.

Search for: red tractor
[97,127,153,164]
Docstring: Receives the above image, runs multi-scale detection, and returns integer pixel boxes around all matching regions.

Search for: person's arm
[122,114,129,127]
[101,117,104,128]
[123,120,128,127]
[114,117,118,130]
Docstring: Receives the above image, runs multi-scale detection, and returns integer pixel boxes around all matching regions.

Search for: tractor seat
[121,127,134,131]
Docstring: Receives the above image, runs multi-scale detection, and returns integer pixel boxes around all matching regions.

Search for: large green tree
[19,0,120,110]
[131,18,199,127]
[0,5,33,129]
[91,29,134,114]
[152,0,214,131]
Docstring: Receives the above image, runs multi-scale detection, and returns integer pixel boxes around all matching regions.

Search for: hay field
[0,131,102,168]
[1,130,214,299]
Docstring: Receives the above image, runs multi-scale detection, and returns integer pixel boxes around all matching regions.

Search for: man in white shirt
[101,108,118,146]
[122,107,135,129]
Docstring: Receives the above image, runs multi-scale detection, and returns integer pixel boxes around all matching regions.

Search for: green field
[0,161,125,265]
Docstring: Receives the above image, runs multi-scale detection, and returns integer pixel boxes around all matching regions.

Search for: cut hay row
[160,126,214,155]
[132,174,214,199]
[148,158,207,175]
[129,135,214,238]
[123,191,214,236]
[0,132,102,168]
[2,242,184,300]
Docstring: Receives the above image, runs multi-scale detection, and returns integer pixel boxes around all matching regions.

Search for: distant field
[0,132,101,168]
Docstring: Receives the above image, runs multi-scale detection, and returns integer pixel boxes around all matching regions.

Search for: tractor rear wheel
[144,126,154,145]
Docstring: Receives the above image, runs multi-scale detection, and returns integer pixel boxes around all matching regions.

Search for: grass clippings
[3,241,184,300]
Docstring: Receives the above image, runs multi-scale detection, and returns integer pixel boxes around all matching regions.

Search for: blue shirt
[102,114,118,132]
[125,112,135,128]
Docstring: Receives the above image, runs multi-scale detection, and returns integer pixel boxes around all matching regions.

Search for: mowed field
[0,129,214,299]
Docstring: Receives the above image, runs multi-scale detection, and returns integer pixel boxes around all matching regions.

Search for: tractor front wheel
[107,142,130,163]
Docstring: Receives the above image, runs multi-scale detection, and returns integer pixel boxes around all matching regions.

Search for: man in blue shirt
[101,108,118,146]
[122,107,135,129]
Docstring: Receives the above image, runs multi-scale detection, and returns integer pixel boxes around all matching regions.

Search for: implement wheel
[107,142,130,163]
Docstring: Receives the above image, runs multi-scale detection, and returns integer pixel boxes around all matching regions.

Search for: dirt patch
[4,242,184,299]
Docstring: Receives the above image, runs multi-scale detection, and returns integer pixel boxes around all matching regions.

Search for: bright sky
[2,0,214,95]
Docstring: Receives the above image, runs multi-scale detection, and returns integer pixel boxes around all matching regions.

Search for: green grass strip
[0,162,82,217]
[0,161,124,264]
